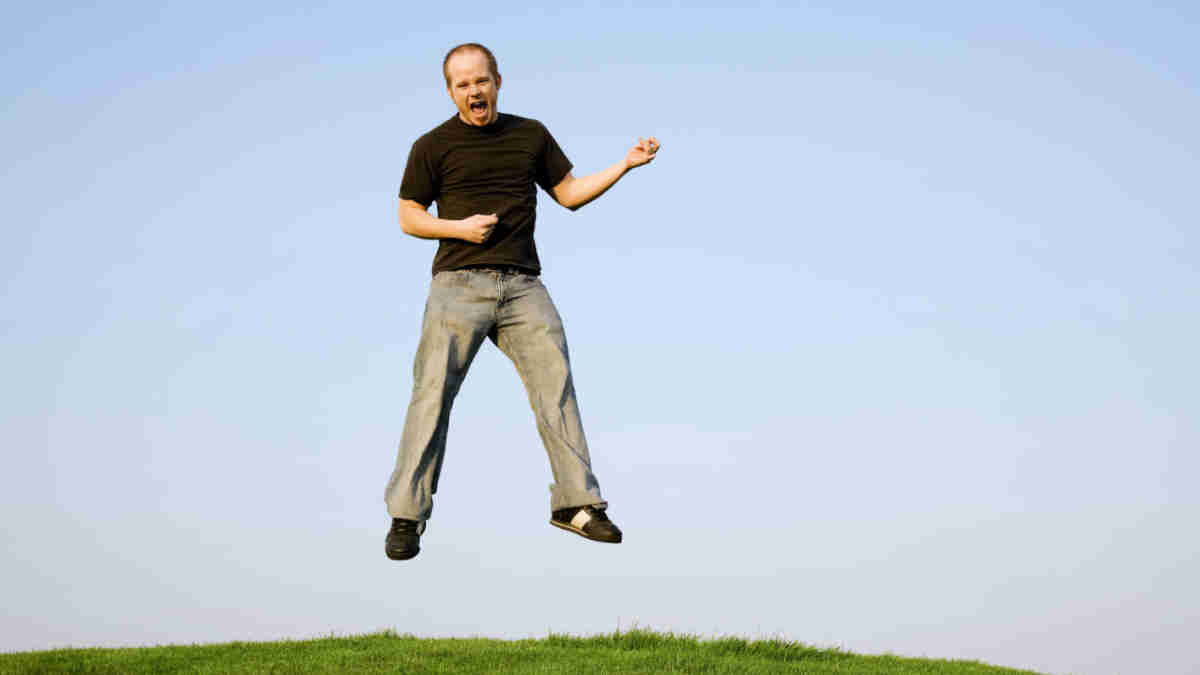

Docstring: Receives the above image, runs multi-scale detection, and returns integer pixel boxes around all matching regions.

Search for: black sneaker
[550,505,622,543]
[385,518,425,560]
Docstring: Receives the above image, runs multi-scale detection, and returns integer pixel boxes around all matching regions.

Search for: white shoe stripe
[570,509,592,530]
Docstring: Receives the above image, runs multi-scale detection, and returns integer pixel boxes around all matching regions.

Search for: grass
[0,629,1046,674]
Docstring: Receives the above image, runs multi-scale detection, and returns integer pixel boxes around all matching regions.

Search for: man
[383,43,660,560]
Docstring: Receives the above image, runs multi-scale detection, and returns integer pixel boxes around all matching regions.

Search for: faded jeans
[384,268,606,521]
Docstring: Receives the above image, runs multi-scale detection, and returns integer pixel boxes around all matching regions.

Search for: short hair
[442,43,500,88]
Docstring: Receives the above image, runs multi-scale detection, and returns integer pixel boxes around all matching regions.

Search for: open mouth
[469,100,488,115]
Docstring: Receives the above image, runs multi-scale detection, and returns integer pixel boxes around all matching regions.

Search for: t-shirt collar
[452,112,505,132]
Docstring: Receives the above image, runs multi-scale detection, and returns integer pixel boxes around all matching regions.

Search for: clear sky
[3,2,1197,674]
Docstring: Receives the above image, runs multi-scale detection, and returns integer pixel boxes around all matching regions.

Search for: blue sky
[3,2,1197,674]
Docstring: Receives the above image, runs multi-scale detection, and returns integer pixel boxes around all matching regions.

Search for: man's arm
[551,136,660,211]
[398,199,497,244]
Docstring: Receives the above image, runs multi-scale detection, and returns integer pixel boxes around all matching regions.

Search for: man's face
[446,50,500,126]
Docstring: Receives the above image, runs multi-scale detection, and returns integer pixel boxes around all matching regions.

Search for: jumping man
[383,43,660,560]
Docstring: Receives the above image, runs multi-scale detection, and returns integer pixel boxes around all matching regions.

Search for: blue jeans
[384,268,607,521]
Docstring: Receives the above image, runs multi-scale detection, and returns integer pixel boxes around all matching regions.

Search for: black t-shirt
[399,113,573,276]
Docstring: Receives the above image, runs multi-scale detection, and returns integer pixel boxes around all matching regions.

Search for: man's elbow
[553,178,584,211]
[397,201,425,235]
[400,220,428,238]
[556,191,583,212]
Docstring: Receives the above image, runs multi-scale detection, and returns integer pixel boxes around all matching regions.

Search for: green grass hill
[0,629,1046,674]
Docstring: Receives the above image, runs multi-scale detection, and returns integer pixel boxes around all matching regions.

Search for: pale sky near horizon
[3,2,1198,674]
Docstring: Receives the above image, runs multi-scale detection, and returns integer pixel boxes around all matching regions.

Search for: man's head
[443,43,501,127]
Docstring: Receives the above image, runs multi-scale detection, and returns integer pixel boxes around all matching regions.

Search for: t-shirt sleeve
[399,136,438,206]
[534,123,573,192]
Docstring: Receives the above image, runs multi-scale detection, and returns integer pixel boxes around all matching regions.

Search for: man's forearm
[399,201,497,244]
[557,161,628,211]
[399,202,464,240]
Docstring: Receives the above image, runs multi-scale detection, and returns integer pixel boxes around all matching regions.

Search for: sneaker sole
[549,519,622,543]
[385,545,420,560]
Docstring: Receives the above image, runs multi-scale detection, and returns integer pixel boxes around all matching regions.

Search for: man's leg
[384,270,496,522]
[492,274,607,513]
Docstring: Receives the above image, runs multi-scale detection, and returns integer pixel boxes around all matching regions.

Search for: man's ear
[495,73,502,89]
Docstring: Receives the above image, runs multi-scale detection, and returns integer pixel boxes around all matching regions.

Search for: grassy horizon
[0,628,1045,674]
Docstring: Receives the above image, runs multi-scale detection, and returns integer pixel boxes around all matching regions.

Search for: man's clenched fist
[459,213,498,244]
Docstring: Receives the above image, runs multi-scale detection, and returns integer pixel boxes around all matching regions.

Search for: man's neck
[457,111,500,127]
